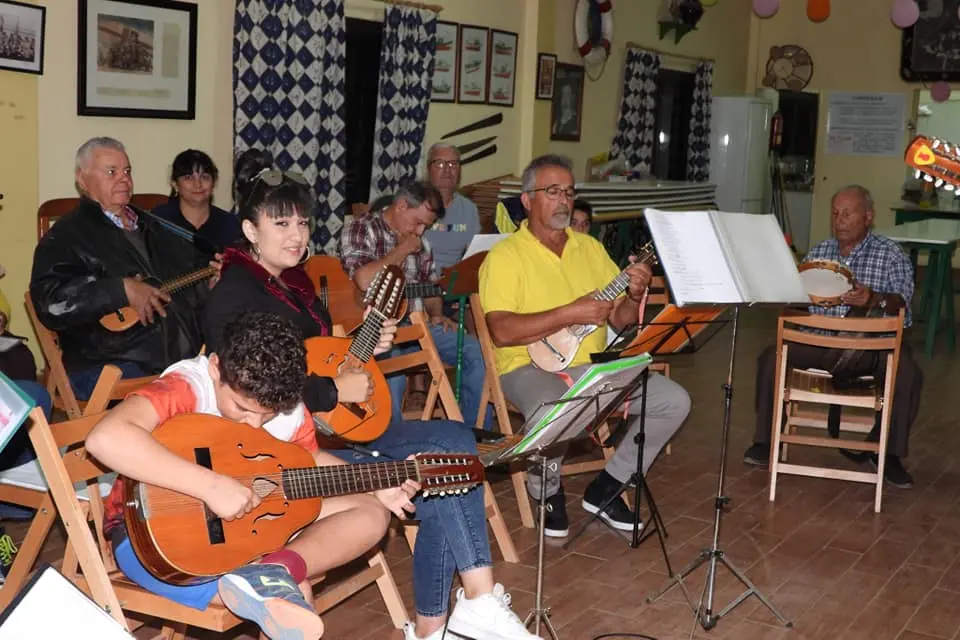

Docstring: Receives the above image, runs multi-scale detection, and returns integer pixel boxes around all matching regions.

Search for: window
[344,18,383,207]
[650,68,695,181]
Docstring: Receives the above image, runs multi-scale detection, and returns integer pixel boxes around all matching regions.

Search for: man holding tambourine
[743,185,923,489]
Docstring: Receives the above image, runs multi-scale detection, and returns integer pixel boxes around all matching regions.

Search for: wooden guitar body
[527,327,591,373]
[306,336,391,444]
[100,265,218,332]
[123,416,320,585]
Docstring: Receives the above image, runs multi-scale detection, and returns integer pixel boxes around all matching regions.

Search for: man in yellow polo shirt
[479,154,690,538]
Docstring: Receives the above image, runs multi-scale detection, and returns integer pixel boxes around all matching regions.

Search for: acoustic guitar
[100,265,218,331]
[307,265,406,444]
[527,243,659,372]
[304,256,446,332]
[123,413,484,584]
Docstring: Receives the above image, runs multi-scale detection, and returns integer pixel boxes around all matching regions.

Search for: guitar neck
[406,282,444,299]
[593,271,631,302]
[346,308,387,363]
[282,459,419,500]
[160,266,218,295]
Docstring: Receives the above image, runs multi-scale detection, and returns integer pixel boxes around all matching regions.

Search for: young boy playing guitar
[85,310,418,640]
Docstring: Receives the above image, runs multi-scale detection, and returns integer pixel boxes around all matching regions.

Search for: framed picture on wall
[431,21,458,103]
[0,0,45,75]
[536,53,556,100]
[550,63,585,142]
[77,0,198,119]
[457,24,488,104]
[487,29,517,107]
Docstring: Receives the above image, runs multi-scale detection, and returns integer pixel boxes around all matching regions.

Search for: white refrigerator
[709,96,773,214]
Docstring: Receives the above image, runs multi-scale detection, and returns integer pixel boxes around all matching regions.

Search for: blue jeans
[331,419,492,617]
[68,361,146,401]
[383,322,492,430]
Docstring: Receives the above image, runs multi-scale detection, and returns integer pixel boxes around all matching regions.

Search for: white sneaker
[447,584,542,640]
[402,621,466,640]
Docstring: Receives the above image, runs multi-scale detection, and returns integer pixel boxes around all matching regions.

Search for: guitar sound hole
[252,529,257,536]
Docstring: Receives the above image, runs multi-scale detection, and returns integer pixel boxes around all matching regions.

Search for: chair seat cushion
[0,459,115,501]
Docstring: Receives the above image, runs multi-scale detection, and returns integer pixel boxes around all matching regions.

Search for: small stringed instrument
[527,243,659,372]
[100,265,218,331]
[123,414,484,584]
[307,265,406,444]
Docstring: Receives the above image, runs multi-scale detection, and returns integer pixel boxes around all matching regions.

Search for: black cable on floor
[593,633,658,640]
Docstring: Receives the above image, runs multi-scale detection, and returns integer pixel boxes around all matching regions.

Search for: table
[875,219,960,357]
[892,202,960,225]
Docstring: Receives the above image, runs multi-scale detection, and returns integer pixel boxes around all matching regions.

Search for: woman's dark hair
[169,149,219,198]
[232,148,274,206]
[217,310,306,413]
[235,168,316,251]
[573,199,594,222]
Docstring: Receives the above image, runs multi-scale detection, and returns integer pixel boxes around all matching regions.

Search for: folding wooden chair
[374,311,519,563]
[24,292,153,420]
[470,291,675,529]
[24,387,407,638]
[769,309,905,513]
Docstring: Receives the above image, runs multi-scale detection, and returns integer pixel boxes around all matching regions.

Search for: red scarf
[221,247,329,336]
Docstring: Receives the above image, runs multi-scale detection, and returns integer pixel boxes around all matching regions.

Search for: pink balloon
[931,81,951,103]
[890,0,919,28]
[753,0,780,18]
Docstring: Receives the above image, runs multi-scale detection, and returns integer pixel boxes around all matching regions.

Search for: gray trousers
[501,363,691,499]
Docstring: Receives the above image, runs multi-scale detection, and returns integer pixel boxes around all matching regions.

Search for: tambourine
[798,260,855,307]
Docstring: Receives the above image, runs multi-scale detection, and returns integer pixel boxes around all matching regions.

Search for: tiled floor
[8,307,960,639]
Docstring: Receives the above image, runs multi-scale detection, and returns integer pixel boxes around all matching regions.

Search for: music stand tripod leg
[563,370,672,577]
[645,307,792,630]
[524,454,559,639]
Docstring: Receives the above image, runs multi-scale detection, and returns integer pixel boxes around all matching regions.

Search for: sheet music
[644,210,742,305]
[0,566,133,639]
[463,234,509,259]
[714,213,809,304]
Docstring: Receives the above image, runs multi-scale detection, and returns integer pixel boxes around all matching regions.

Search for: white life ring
[575,0,614,64]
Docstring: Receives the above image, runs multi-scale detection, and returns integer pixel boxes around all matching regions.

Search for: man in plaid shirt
[340,181,491,430]
[744,185,923,488]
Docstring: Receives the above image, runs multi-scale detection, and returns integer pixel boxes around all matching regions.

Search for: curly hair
[217,311,306,413]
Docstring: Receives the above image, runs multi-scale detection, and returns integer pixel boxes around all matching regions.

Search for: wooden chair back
[37,194,170,240]
[26,395,407,636]
[461,175,516,233]
[769,309,905,513]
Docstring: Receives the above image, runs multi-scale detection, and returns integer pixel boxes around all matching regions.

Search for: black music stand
[481,356,652,639]
[561,368,672,575]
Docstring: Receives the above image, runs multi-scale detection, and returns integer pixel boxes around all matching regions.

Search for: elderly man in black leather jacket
[30,137,210,399]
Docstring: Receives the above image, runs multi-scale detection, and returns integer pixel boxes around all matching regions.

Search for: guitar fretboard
[282,460,419,500]
[406,283,445,299]
[347,308,387,362]
[160,266,218,295]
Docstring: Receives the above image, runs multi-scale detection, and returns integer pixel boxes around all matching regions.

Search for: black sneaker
[582,471,641,532]
[542,489,569,538]
[743,442,771,467]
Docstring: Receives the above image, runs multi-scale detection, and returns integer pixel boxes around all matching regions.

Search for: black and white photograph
[0,0,45,75]
[550,62,585,142]
[78,0,197,119]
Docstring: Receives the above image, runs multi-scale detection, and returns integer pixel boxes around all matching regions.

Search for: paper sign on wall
[826,92,907,157]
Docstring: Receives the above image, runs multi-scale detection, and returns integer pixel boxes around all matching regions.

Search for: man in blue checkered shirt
[744,185,923,488]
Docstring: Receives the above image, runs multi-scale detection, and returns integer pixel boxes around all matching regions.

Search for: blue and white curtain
[610,48,661,173]
[686,61,714,182]
[233,0,347,254]
[369,7,437,200]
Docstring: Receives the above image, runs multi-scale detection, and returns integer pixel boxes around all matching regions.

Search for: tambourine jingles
[797,260,855,307]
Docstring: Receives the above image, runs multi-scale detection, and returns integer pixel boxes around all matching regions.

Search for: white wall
[916,90,960,144]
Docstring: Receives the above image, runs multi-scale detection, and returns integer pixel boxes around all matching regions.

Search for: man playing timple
[743,185,923,488]
[423,142,481,271]
[30,137,209,399]
[479,154,691,537]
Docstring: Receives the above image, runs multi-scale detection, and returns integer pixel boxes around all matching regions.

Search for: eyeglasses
[528,185,578,200]
[253,168,309,187]
[429,160,460,170]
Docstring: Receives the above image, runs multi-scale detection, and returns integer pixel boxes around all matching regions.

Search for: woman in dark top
[204,170,536,640]
[153,149,241,260]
